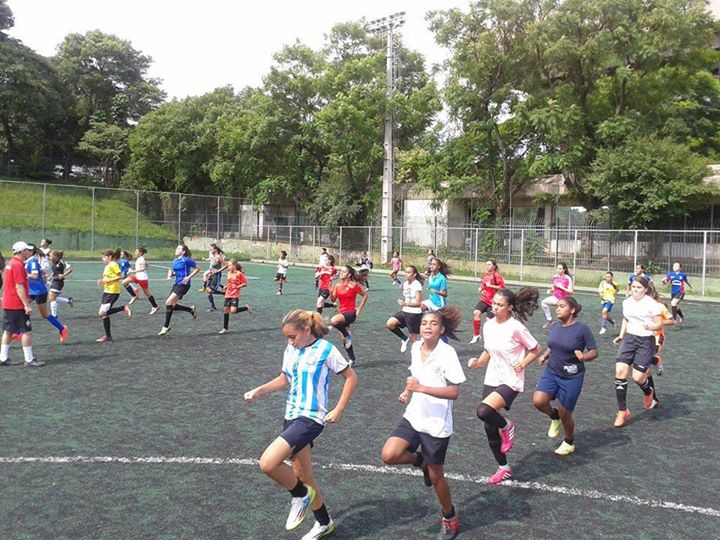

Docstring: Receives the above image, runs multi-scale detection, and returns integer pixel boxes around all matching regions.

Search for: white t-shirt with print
[403,339,466,438]
[482,317,538,392]
[402,279,423,314]
[135,256,149,280]
[622,295,662,337]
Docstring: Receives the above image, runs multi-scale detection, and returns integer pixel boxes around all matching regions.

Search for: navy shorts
[616,334,656,372]
[280,417,324,456]
[482,384,519,411]
[391,417,450,465]
[171,284,190,299]
[30,293,48,305]
[50,280,64,293]
[340,312,357,325]
[3,309,31,335]
[392,311,422,334]
[671,292,685,302]
[224,297,239,309]
[535,369,585,410]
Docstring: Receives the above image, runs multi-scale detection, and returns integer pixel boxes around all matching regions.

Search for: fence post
[368,225,372,257]
[177,194,182,245]
[633,230,638,269]
[520,228,525,280]
[472,228,478,277]
[289,225,293,258]
[313,226,317,262]
[339,227,343,262]
[399,226,404,257]
[41,183,47,238]
[266,225,271,260]
[572,229,578,278]
[90,187,95,252]
[135,190,140,248]
[217,196,221,241]
[702,230,707,297]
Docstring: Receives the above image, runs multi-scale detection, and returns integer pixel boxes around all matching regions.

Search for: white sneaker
[128,295,137,305]
[158,326,170,336]
[400,339,409,353]
[286,485,315,530]
[554,440,575,456]
[218,328,228,335]
[301,518,335,539]
[469,335,481,344]
[599,328,607,335]
[149,307,159,315]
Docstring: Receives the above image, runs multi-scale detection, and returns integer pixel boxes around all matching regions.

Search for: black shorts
[49,280,64,293]
[29,293,48,305]
[274,273,287,281]
[616,334,656,372]
[392,311,422,334]
[3,309,31,335]
[100,293,120,309]
[280,417,324,456]
[171,284,190,299]
[391,417,450,465]
[224,297,239,309]
[475,301,494,318]
[318,288,331,300]
[671,292,685,302]
[482,384,519,411]
[207,272,221,289]
[341,312,357,325]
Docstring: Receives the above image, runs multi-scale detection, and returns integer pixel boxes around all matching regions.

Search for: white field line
[1,456,718,518]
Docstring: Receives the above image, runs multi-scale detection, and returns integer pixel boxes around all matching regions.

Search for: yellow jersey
[103,261,121,294]
[598,281,619,303]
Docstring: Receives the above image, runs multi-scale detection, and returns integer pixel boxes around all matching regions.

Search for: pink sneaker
[499,421,516,454]
[487,467,512,484]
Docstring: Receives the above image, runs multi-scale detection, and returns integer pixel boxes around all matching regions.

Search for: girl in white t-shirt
[468,287,542,485]
[275,250,289,295]
[381,306,465,540]
[611,276,664,427]
[123,246,160,315]
[386,265,424,353]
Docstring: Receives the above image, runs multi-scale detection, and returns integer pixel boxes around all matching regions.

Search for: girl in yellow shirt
[96,248,132,342]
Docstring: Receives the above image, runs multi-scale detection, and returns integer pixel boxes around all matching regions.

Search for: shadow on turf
[47,354,118,365]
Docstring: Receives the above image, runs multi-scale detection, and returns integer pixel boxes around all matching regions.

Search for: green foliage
[78,120,128,186]
[0,0,13,32]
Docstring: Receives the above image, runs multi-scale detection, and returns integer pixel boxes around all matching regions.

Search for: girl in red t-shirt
[315,254,337,313]
[470,260,505,344]
[219,261,251,334]
[329,266,368,365]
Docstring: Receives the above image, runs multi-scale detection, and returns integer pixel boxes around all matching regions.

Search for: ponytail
[282,309,330,338]
[495,287,539,322]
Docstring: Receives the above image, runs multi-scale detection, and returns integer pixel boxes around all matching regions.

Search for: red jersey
[481,271,505,304]
[335,281,362,313]
[2,255,29,310]
[318,267,337,290]
[224,270,247,299]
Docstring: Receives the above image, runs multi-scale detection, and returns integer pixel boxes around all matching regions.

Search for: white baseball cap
[12,241,31,253]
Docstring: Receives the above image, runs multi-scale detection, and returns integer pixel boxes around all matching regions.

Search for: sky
[7,0,471,100]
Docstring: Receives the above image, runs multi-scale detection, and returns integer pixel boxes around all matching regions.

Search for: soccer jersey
[224,271,246,299]
[335,281,362,313]
[25,257,47,296]
[391,257,402,272]
[664,271,688,296]
[629,272,652,284]
[545,322,597,378]
[402,279,423,314]
[2,256,29,310]
[318,267,336,289]
[103,261,122,294]
[598,281,619,303]
[427,273,448,309]
[621,295,662,337]
[277,258,289,275]
[119,258,131,277]
[481,271,505,304]
[404,339,466,438]
[134,256,149,280]
[281,338,349,424]
[172,256,197,285]
[551,275,572,299]
[482,317,538,392]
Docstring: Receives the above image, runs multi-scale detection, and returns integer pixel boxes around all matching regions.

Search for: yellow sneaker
[547,418,562,438]
[554,440,575,456]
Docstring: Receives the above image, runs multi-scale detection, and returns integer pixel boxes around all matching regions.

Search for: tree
[78,120,128,186]
[0,0,14,34]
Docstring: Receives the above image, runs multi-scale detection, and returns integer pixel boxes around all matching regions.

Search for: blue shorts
[280,417,324,455]
[535,369,585,411]
[601,301,613,312]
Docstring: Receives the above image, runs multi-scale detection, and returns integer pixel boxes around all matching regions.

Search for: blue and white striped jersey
[282,338,349,425]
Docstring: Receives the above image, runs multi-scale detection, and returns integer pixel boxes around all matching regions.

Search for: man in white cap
[1,241,44,367]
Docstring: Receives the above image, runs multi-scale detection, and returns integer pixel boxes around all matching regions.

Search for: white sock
[23,345,34,363]
[499,464,511,470]
[50,301,58,317]
[0,344,9,361]
[56,297,70,305]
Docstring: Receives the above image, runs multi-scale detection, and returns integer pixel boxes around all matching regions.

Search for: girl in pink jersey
[541,263,574,328]
[468,287,542,484]
[390,251,402,286]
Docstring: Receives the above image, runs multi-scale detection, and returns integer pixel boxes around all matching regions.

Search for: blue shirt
[628,272,652,284]
[545,322,597,379]
[664,271,688,295]
[428,273,448,308]
[119,258,131,277]
[25,257,47,296]
[172,256,197,285]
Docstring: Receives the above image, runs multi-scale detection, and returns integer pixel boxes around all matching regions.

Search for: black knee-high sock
[345,343,356,361]
[672,306,677,319]
[484,424,507,466]
[312,504,331,526]
[390,327,407,341]
[289,480,307,498]
[316,306,323,313]
[102,317,111,338]
[164,308,173,327]
[148,295,158,308]
[278,282,284,292]
[335,322,349,337]
[677,308,684,318]
[476,403,508,429]
[125,285,137,297]
[207,295,216,309]
[174,304,192,312]
[550,408,560,420]
[638,378,652,396]
[615,378,628,410]
[608,315,615,326]
[323,301,335,308]
[647,375,658,401]
[237,306,248,313]
[106,306,124,316]
[223,313,230,330]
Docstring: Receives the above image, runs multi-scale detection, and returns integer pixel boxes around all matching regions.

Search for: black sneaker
[25,359,46,367]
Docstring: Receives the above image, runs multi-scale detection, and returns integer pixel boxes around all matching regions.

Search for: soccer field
[1,261,719,539]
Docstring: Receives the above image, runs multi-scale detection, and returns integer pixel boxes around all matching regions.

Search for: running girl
[467,287,541,484]
[646,283,675,379]
[533,297,598,456]
[598,271,620,335]
[422,258,450,312]
[541,263,574,328]
[123,246,160,315]
[200,243,225,291]
[381,307,465,540]
[425,249,435,277]
[386,265,424,353]
[158,245,199,336]
[219,260,251,334]
[328,265,368,365]
[48,250,74,319]
[358,251,372,289]
[612,276,663,427]
[390,251,402,286]
[275,250,289,295]
[315,254,337,314]
[315,248,329,289]
[627,264,651,294]
[119,250,139,303]
[96,248,132,343]
[662,262,692,323]
[244,310,357,540]
[26,246,68,343]
[470,260,505,344]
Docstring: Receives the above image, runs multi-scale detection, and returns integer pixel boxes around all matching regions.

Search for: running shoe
[499,421,516,454]
[124,304,132,318]
[128,295,137,305]
[245,304,253,314]
[642,387,657,410]
[542,321,552,329]
[437,513,459,540]
[301,519,335,540]
[345,333,352,348]
[96,335,112,343]
[655,355,664,376]
[59,326,69,343]
[285,485,316,530]
[469,335,481,344]
[190,306,197,319]
[24,359,46,367]
[614,409,630,427]
[487,467,512,484]
[676,316,684,325]
[68,297,74,308]
[400,339,409,353]
[554,441,575,456]
[218,328,228,335]
[206,307,217,312]
[547,418,561,438]
[158,327,171,336]
[599,328,607,335]
[276,291,283,296]
[149,307,159,315]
